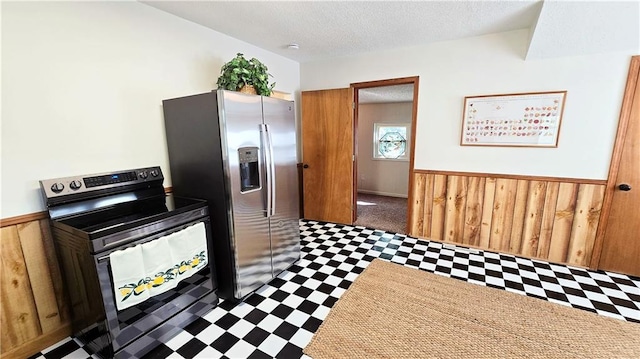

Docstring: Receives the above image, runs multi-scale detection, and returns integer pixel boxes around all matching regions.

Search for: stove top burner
[41,166,209,252]
[57,193,206,236]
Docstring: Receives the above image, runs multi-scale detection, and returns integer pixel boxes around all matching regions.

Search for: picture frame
[460,91,567,147]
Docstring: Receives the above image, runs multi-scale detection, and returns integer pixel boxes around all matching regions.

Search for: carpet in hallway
[353,193,407,234]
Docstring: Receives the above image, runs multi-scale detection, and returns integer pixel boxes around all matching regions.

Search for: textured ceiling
[141,1,639,102]
[358,84,414,104]
[141,1,639,64]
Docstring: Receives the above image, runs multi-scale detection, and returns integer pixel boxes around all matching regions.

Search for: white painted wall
[1,2,300,218]
[357,102,411,197]
[302,29,634,181]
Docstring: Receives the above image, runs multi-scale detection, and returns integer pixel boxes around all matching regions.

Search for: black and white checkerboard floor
[32,219,640,359]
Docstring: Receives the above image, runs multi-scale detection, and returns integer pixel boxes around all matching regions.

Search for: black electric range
[40,166,218,358]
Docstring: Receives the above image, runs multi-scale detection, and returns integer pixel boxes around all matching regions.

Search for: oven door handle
[100,235,141,254]
[96,220,207,262]
[96,237,139,261]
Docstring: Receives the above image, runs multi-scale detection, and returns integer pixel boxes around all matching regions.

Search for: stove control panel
[40,166,164,199]
[84,171,139,188]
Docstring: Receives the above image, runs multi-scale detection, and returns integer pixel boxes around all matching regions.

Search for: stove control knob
[51,183,64,193]
[150,169,159,177]
[69,180,82,190]
[139,170,148,179]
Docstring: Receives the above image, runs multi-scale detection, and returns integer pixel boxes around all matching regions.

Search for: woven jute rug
[304,259,640,359]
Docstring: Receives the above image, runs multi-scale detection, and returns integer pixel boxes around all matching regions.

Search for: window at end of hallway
[373,123,409,160]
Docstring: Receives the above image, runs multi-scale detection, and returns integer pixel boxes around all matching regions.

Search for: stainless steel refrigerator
[162,90,300,300]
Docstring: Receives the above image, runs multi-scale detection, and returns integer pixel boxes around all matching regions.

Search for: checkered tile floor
[31,220,640,359]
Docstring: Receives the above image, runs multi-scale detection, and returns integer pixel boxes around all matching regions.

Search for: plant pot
[240,85,257,95]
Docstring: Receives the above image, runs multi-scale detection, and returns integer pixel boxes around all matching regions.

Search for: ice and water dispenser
[238,147,260,192]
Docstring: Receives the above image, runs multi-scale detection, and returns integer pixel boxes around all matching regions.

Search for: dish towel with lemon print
[110,222,208,311]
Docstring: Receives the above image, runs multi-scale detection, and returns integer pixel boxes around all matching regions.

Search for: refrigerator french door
[162,90,300,300]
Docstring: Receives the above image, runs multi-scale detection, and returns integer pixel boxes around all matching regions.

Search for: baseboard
[1,323,71,359]
[357,189,408,198]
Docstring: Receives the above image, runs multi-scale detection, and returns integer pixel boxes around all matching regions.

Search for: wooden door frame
[350,76,420,228]
[589,55,640,269]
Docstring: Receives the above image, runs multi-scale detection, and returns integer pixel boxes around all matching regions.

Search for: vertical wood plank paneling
[587,185,607,262]
[566,184,606,266]
[410,174,427,237]
[444,175,458,242]
[479,178,496,248]
[444,176,467,243]
[509,180,530,254]
[39,219,69,323]
[421,174,435,239]
[1,226,41,352]
[17,221,62,334]
[520,181,547,257]
[537,182,560,259]
[548,183,579,263]
[430,175,447,240]
[463,177,485,246]
[489,178,518,252]
[409,171,606,268]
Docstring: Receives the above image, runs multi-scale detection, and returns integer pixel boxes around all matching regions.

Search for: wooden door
[596,56,640,276]
[301,88,354,224]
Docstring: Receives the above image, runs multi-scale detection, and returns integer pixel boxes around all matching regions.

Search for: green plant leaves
[217,53,275,96]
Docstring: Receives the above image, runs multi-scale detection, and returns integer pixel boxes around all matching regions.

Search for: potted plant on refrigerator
[216,53,276,96]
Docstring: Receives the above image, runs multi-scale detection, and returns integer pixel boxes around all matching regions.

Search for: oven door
[95,218,215,353]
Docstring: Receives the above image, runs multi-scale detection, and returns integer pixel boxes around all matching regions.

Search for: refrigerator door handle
[265,124,276,217]
[261,124,272,218]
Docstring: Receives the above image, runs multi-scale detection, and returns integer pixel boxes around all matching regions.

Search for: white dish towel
[143,235,179,297]
[110,222,209,311]
[167,222,209,278]
[110,244,150,311]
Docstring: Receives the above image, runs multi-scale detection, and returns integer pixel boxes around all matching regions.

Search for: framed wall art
[460,91,567,147]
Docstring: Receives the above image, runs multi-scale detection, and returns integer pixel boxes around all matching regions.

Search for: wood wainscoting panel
[410,173,427,237]
[519,180,546,257]
[430,174,447,240]
[421,174,435,239]
[0,219,70,357]
[409,171,606,267]
[1,225,41,351]
[536,182,560,259]
[489,178,518,252]
[547,183,578,263]
[444,175,467,243]
[462,176,484,247]
[509,180,530,254]
[18,221,63,334]
[478,177,496,249]
[566,184,606,266]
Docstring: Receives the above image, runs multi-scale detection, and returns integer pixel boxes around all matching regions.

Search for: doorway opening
[351,78,419,234]
[354,192,408,234]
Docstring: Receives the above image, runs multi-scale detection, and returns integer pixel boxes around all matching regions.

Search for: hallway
[354,193,407,234]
